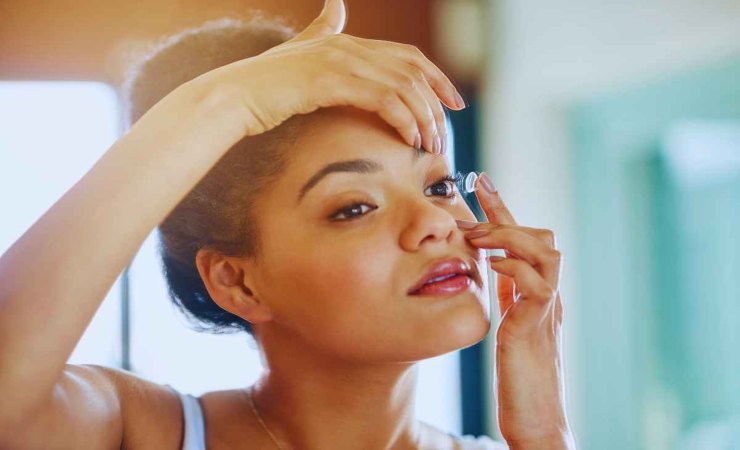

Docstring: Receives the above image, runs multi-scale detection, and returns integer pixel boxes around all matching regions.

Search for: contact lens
[463,171,479,194]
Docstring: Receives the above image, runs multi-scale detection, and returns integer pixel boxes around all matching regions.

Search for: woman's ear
[195,248,273,324]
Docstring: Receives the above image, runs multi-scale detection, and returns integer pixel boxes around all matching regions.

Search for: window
[0,81,121,366]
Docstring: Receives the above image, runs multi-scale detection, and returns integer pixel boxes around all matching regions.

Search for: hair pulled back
[120,15,309,336]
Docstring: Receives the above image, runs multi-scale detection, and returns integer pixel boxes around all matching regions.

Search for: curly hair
[119,16,313,337]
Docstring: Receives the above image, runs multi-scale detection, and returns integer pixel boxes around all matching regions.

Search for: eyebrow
[297,146,427,204]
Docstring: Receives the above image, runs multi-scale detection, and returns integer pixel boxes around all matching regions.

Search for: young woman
[0,0,575,448]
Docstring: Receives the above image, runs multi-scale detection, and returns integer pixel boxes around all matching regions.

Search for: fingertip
[477,171,497,194]
[464,229,489,239]
[455,219,479,230]
[413,132,422,150]
[453,91,466,110]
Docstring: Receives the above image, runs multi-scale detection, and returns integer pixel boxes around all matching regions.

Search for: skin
[196,105,491,449]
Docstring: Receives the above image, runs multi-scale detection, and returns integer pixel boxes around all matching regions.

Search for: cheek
[263,232,398,333]
[455,197,478,221]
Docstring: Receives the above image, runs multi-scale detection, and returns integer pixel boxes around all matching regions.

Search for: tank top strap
[456,433,510,449]
[166,385,206,450]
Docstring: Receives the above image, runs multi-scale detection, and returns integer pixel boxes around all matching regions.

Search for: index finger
[472,172,519,314]
[474,172,518,226]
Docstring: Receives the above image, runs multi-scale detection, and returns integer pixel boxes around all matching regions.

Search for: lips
[408,256,476,295]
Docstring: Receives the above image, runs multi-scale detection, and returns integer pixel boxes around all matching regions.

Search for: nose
[398,196,458,252]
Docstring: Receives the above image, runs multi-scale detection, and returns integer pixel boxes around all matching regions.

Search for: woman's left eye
[424,175,460,199]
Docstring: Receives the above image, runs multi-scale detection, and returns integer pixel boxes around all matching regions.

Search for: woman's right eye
[330,203,377,221]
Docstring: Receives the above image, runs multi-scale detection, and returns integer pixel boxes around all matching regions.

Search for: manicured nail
[478,172,497,193]
[455,219,479,229]
[413,132,422,150]
[465,229,489,239]
[454,92,466,109]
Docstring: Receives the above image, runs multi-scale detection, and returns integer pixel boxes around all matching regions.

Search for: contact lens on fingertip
[463,171,479,194]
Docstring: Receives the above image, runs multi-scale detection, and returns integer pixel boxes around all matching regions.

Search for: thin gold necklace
[246,386,286,450]
[246,387,428,450]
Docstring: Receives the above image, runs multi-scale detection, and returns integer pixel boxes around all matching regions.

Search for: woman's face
[249,106,491,363]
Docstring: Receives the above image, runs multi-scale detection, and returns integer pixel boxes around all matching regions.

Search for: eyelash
[329,171,465,222]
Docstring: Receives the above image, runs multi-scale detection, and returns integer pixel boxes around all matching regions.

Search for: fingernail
[413,132,422,150]
[455,219,479,229]
[433,134,441,154]
[454,92,466,109]
[465,229,489,239]
[489,255,506,262]
[478,172,497,193]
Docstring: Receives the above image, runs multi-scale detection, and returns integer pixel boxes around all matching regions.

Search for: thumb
[497,272,515,316]
[292,0,347,42]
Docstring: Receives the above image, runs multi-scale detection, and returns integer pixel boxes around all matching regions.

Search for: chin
[439,285,492,348]
[402,296,492,362]
[439,305,491,353]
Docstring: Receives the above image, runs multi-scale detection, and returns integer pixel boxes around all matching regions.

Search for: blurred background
[2,1,740,448]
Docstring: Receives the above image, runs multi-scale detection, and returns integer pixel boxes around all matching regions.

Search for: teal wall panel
[569,54,740,449]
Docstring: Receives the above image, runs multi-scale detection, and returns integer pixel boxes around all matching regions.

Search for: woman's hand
[457,173,576,449]
[181,0,465,154]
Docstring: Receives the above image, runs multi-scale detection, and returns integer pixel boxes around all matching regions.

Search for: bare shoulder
[94,370,266,450]
[197,387,272,449]
[82,364,184,450]
[90,367,267,449]
[1,363,184,450]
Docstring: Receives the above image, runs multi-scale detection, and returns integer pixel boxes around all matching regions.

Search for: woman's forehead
[281,107,414,171]
[298,106,404,154]
[291,106,455,165]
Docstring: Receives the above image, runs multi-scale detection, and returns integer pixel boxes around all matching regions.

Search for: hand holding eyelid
[179,0,465,155]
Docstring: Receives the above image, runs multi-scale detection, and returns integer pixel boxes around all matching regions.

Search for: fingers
[488,256,557,307]
[457,221,558,249]
[292,0,347,42]
[474,172,518,226]
[338,40,447,154]
[464,227,561,289]
[455,179,563,321]
[289,21,464,154]
[497,271,516,315]
[456,174,564,324]
[351,36,465,112]
[405,62,448,154]
[314,74,423,149]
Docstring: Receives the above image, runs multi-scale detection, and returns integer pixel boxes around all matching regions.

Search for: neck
[251,331,422,450]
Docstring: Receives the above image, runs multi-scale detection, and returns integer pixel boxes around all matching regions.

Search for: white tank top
[170,386,508,449]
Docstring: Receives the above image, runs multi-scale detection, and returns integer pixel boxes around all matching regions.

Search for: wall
[0,0,434,84]
[482,0,740,443]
